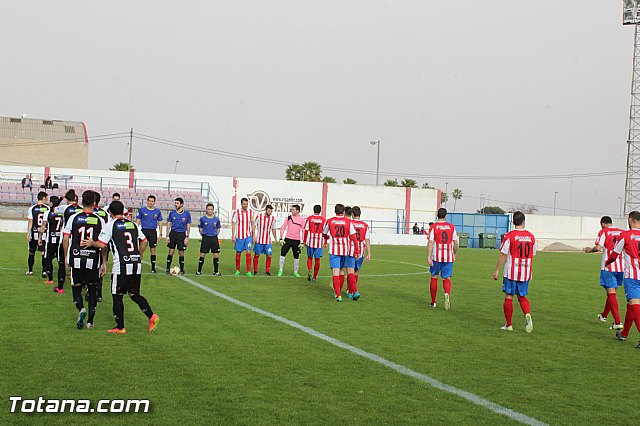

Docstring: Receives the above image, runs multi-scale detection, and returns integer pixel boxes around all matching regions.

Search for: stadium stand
[0,180,206,213]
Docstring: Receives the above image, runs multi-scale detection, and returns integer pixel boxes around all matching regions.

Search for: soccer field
[1,232,638,425]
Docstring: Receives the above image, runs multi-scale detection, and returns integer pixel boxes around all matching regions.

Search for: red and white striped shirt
[428,221,458,263]
[323,216,356,256]
[350,219,370,257]
[613,229,640,279]
[232,208,254,239]
[596,227,624,273]
[254,213,276,245]
[500,230,536,282]
[304,215,326,248]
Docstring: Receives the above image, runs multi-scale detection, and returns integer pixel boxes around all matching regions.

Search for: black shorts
[44,240,60,260]
[71,267,100,286]
[168,231,187,251]
[142,228,158,248]
[110,273,141,295]
[200,235,220,253]
[280,238,301,258]
[28,234,45,253]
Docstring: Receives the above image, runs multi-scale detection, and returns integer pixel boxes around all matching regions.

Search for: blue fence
[448,213,510,249]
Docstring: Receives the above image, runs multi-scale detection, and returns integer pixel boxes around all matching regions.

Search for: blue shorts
[344,256,356,269]
[234,236,252,252]
[253,243,273,256]
[600,271,624,289]
[329,254,347,269]
[307,247,323,258]
[623,278,640,300]
[355,257,364,272]
[502,278,530,297]
[430,261,453,278]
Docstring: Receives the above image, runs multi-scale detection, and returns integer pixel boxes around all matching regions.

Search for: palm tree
[452,188,463,212]
[343,178,357,184]
[285,164,305,181]
[441,192,449,204]
[110,162,134,172]
[384,179,399,187]
[322,176,336,183]
[400,179,418,188]
[301,162,323,181]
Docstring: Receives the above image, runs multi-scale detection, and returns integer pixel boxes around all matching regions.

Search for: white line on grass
[172,272,547,426]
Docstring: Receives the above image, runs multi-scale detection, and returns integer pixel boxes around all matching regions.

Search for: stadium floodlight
[623,0,640,214]
[174,160,180,174]
[370,140,380,186]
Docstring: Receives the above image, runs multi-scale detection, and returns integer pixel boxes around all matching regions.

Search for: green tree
[421,183,434,189]
[285,164,305,181]
[110,162,134,172]
[285,162,324,181]
[400,179,418,188]
[452,188,463,212]
[441,192,449,204]
[384,179,399,187]
[478,205,505,214]
[343,178,357,184]
[322,176,336,183]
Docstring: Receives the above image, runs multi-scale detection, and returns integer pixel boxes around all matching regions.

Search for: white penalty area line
[173,272,547,426]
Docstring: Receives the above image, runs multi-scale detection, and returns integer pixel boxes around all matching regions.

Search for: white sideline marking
[173,272,547,426]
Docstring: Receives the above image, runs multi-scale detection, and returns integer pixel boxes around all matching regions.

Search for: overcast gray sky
[0,0,632,216]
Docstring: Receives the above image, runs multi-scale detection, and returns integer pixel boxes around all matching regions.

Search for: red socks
[307,257,313,271]
[503,298,514,326]
[633,304,640,332]
[518,296,531,315]
[235,253,241,271]
[266,256,272,273]
[430,277,438,304]
[313,258,321,279]
[332,276,342,296]
[340,275,345,289]
[347,273,358,294]
[253,255,260,273]
[443,278,452,294]
[245,253,251,272]
[622,304,634,338]
[608,293,621,324]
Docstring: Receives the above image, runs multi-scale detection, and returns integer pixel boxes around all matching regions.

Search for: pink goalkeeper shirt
[280,214,305,241]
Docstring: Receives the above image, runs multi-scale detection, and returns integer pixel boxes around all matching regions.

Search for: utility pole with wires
[128,128,133,172]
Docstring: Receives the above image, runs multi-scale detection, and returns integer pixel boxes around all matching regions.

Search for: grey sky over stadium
[0,0,631,216]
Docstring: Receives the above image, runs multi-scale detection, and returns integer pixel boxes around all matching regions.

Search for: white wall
[524,215,627,251]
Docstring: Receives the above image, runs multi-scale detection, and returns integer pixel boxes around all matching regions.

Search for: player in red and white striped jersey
[492,211,536,333]
[322,204,359,301]
[343,206,371,301]
[426,208,459,310]
[231,198,255,276]
[304,205,326,282]
[252,205,278,275]
[584,216,624,329]
[605,211,640,344]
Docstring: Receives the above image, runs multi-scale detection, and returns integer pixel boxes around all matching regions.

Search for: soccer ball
[170,266,181,275]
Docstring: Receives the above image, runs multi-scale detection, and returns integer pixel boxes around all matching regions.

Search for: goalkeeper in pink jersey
[278,205,305,277]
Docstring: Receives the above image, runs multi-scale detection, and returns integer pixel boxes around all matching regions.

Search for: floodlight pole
[624,16,640,214]
[370,140,381,185]
[554,191,558,215]
[128,128,133,172]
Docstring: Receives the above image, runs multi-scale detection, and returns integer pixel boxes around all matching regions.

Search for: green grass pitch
[1,231,639,425]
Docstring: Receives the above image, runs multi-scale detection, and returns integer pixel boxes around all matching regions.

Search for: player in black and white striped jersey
[83,200,159,335]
